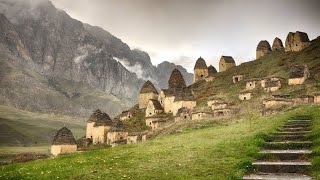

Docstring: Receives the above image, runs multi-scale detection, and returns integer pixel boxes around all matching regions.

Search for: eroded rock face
[272,37,284,51]
[256,40,271,59]
[285,31,311,52]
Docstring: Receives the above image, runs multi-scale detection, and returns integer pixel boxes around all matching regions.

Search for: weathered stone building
[159,69,196,115]
[211,102,228,110]
[145,117,167,130]
[127,132,145,144]
[192,110,214,120]
[207,98,225,107]
[246,79,262,90]
[175,107,191,122]
[293,95,314,104]
[146,99,164,117]
[256,40,271,59]
[285,31,311,52]
[239,91,253,101]
[288,65,309,85]
[208,65,217,76]
[51,127,77,156]
[106,119,128,147]
[119,111,133,121]
[272,37,284,51]
[314,93,320,103]
[261,78,282,92]
[86,109,113,144]
[233,75,244,83]
[193,57,209,83]
[262,98,294,109]
[212,108,233,117]
[139,81,158,109]
[219,56,236,72]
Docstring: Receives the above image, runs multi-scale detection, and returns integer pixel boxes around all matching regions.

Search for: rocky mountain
[0,0,192,117]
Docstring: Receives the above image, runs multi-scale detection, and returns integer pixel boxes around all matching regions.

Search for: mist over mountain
[0,0,192,117]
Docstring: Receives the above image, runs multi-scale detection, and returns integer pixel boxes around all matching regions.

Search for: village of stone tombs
[50,30,319,160]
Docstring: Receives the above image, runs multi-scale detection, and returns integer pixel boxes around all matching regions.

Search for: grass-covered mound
[1,105,319,179]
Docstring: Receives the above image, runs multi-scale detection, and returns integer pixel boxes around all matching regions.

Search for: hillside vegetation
[1,105,319,179]
[192,37,320,110]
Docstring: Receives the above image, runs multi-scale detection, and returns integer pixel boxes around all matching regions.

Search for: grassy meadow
[0,105,319,179]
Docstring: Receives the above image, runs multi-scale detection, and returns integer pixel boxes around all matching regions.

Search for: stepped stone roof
[109,119,126,132]
[140,80,158,94]
[149,99,163,110]
[194,57,207,70]
[289,65,306,78]
[52,127,76,145]
[168,69,186,89]
[87,109,113,127]
[208,65,217,75]
[220,56,235,64]
[176,107,190,116]
[257,40,272,51]
[272,37,284,50]
[295,31,310,42]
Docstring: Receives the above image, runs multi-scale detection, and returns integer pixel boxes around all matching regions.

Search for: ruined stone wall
[194,69,209,83]
[86,122,95,139]
[314,95,320,103]
[239,93,252,100]
[263,100,293,109]
[145,118,166,130]
[172,101,196,116]
[92,126,110,144]
[288,77,307,85]
[246,81,258,90]
[107,131,128,145]
[213,108,232,117]
[256,50,269,59]
[192,112,214,120]
[175,112,191,122]
[51,145,77,156]
[127,135,138,144]
[211,103,228,110]
[233,75,244,83]
[139,93,158,109]
[219,62,235,72]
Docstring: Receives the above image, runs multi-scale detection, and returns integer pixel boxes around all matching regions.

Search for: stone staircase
[243,119,312,180]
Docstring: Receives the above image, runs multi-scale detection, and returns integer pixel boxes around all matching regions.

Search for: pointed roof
[168,69,186,89]
[295,31,310,42]
[87,109,113,127]
[272,37,284,50]
[109,119,127,132]
[52,127,76,145]
[208,65,217,75]
[148,99,163,110]
[140,80,158,94]
[194,57,207,70]
[220,56,235,64]
[257,40,271,51]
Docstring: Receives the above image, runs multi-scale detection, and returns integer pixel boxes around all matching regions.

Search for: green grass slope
[1,105,319,179]
[0,105,86,146]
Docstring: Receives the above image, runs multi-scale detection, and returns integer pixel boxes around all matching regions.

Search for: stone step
[259,150,312,161]
[269,135,309,142]
[282,124,310,128]
[252,161,311,173]
[287,120,311,123]
[243,172,311,180]
[275,131,311,136]
[279,127,311,132]
[263,141,312,150]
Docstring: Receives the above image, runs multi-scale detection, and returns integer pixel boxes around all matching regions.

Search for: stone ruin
[288,65,309,85]
[272,37,284,51]
[233,74,244,84]
[139,80,158,109]
[239,91,253,101]
[285,31,311,52]
[106,119,128,147]
[256,40,271,59]
[146,99,164,117]
[51,127,77,156]
[219,56,236,72]
[193,57,208,83]
[193,57,218,83]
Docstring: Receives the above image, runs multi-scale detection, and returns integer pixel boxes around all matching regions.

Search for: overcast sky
[51,0,320,72]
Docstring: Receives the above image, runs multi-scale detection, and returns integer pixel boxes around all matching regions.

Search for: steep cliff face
[0,0,192,117]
